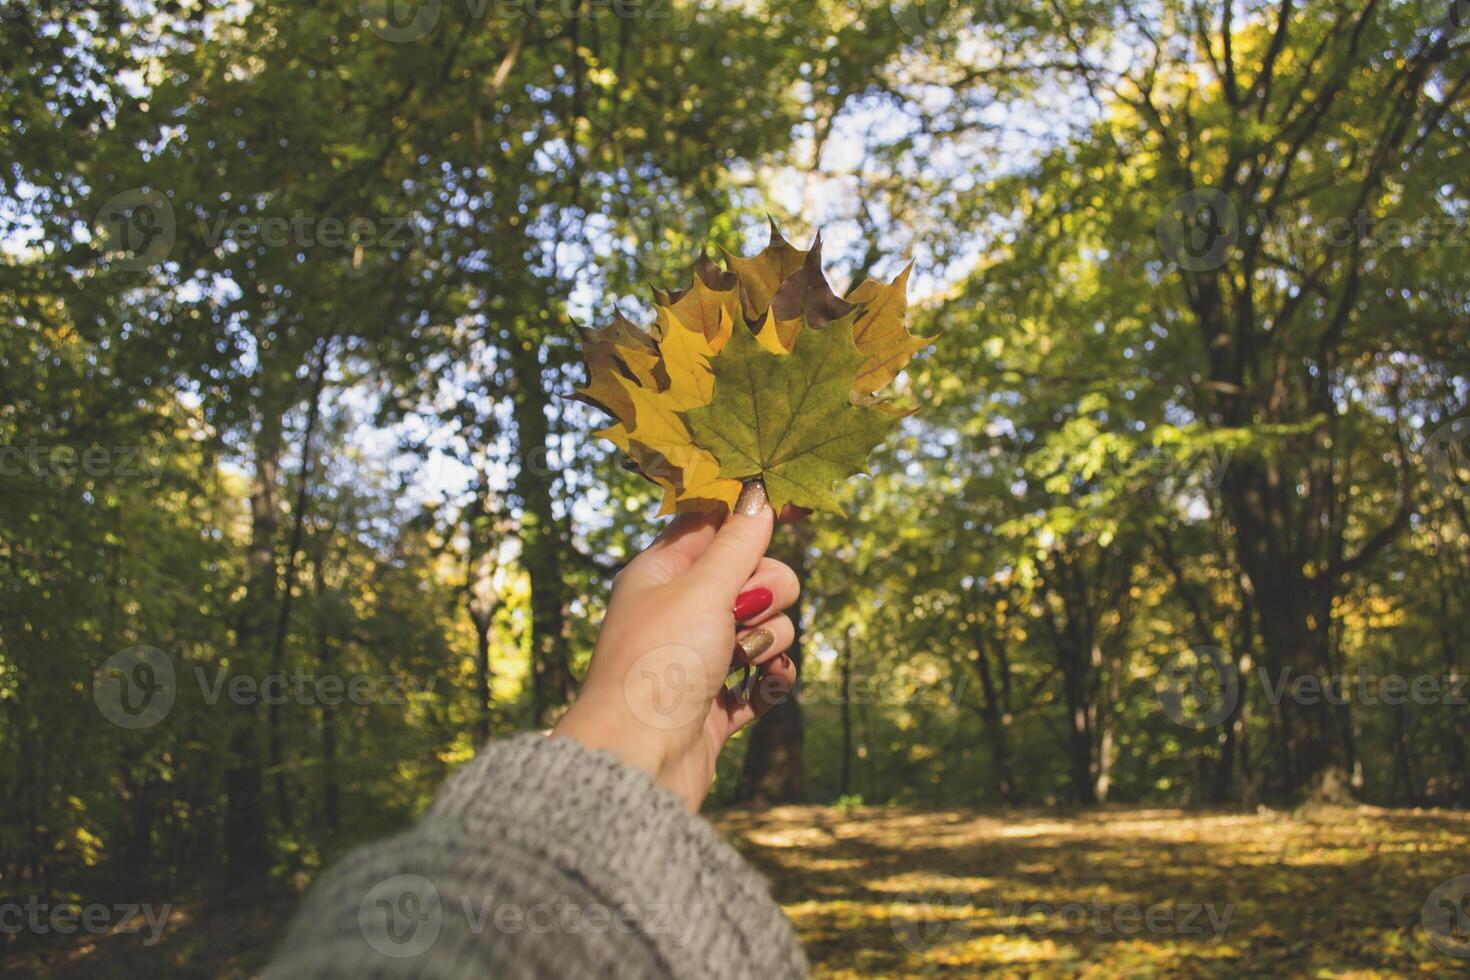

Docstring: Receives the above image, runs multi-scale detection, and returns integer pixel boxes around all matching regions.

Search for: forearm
[266,733,806,979]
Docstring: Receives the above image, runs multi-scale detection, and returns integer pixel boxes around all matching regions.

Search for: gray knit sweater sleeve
[265,733,807,979]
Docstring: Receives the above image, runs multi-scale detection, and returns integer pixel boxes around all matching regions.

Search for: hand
[551,481,800,811]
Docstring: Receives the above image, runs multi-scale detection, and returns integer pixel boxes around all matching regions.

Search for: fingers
[748,654,797,716]
[689,481,775,596]
[734,613,794,669]
[734,557,800,625]
[719,653,797,736]
[646,510,721,563]
[618,510,721,589]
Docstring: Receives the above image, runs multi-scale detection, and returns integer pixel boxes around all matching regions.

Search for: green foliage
[3,2,1470,972]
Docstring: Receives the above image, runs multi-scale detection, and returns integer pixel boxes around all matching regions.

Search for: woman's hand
[551,481,800,811]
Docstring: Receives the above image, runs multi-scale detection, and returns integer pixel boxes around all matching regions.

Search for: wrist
[550,689,671,785]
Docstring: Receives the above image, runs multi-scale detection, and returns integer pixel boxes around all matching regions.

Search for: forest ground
[6,805,1467,978]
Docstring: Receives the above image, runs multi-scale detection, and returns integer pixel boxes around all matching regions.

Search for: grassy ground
[712,804,1470,977]
[7,805,1468,977]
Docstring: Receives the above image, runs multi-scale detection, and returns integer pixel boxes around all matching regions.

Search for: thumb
[689,480,775,596]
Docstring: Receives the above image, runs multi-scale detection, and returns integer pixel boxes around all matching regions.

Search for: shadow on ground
[6,805,1466,977]
[711,805,1470,978]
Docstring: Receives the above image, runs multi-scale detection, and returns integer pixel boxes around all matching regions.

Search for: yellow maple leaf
[667,255,741,351]
[654,307,715,411]
[580,223,922,516]
[750,307,802,355]
[614,374,741,511]
[845,262,931,395]
[575,314,665,425]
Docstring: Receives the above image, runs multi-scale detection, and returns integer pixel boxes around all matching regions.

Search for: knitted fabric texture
[265,733,807,979]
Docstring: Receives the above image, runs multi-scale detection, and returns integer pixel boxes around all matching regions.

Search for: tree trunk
[1434,533,1470,806]
[1389,701,1423,807]
[508,340,574,727]
[1039,544,1135,807]
[1059,641,1098,806]
[1219,459,1352,800]
[318,625,340,841]
[737,524,808,803]
[473,618,494,743]
[466,501,500,746]
[965,611,1015,804]
[225,421,281,886]
[838,630,853,797]
[1094,646,1118,804]
[265,340,330,834]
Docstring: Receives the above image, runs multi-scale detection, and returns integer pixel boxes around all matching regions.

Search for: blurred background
[2,0,1469,975]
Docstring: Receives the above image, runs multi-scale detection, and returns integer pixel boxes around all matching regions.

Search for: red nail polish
[733,587,773,621]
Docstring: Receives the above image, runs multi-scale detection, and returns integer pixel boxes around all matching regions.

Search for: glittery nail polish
[734,480,769,517]
[736,628,775,662]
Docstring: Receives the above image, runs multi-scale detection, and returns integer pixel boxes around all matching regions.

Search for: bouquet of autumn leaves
[577,222,929,515]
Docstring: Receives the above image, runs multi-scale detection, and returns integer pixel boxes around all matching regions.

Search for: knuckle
[777,564,801,601]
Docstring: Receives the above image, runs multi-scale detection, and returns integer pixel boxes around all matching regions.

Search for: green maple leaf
[686,313,901,514]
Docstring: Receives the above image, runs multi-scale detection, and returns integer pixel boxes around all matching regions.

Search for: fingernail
[736,628,775,662]
[733,587,773,621]
[734,480,769,517]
